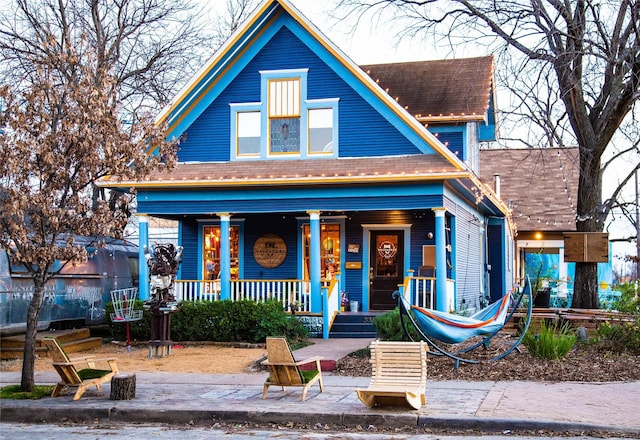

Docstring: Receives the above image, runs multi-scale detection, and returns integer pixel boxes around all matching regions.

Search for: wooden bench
[356,340,428,410]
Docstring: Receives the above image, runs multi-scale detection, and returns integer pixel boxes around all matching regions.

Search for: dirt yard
[0,342,268,374]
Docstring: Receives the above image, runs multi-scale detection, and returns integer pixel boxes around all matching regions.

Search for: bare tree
[209,0,261,51]
[0,0,210,115]
[336,0,640,308]
[0,38,178,391]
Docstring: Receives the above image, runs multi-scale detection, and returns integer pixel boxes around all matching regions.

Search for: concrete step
[329,312,378,339]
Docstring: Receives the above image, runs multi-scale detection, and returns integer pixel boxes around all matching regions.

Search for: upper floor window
[269,78,301,154]
[308,108,334,154]
[230,69,338,160]
[237,111,261,156]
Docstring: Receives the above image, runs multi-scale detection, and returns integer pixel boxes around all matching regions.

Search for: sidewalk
[1,340,639,436]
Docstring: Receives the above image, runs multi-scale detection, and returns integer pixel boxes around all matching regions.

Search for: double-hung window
[269,78,301,154]
[230,69,338,160]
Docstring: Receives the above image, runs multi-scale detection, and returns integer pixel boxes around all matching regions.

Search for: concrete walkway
[1,339,639,436]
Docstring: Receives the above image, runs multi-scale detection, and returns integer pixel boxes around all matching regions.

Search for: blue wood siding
[452,207,482,311]
[176,27,422,162]
[179,219,199,280]
[139,193,443,216]
[431,130,464,160]
[242,214,298,280]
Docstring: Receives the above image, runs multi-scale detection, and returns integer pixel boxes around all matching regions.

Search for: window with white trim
[237,111,261,156]
[308,108,334,154]
[230,69,338,160]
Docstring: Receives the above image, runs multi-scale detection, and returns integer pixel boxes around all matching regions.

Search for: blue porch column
[308,211,322,313]
[218,213,231,300]
[137,214,150,300]
[433,208,448,311]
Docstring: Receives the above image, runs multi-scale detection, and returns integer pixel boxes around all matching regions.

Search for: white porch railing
[230,279,311,312]
[174,280,220,302]
[174,279,312,312]
[403,276,435,309]
[401,276,456,311]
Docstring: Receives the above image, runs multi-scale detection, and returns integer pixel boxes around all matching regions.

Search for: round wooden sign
[253,234,287,268]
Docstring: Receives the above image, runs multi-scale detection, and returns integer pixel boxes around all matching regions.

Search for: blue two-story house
[99,0,513,336]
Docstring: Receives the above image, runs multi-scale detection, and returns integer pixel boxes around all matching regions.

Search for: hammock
[411,293,512,344]
[397,276,532,365]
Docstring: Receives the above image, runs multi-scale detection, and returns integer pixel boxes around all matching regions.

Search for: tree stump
[110,373,136,400]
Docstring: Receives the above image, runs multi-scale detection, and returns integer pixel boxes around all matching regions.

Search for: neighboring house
[480,147,614,306]
[99,0,512,333]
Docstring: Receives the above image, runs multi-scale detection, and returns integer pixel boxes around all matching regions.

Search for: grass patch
[0,384,55,400]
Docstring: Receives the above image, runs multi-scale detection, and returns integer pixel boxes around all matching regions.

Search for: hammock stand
[396,276,532,368]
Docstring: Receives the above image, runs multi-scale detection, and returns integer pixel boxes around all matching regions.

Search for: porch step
[329,312,379,339]
[0,328,103,360]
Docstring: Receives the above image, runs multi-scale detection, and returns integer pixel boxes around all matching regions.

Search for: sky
[289,1,443,64]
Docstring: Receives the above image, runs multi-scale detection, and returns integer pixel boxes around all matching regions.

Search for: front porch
[171,272,444,339]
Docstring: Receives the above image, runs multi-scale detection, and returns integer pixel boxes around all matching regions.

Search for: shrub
[593,317,640,355]
[522,320,576,359]
[373,307,420,341]
[107,299,307,343]
[612,283,640,315]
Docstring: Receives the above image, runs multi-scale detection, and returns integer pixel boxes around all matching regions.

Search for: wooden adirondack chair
[42,337,119,400]
[261,337,324,401]
[356,340,428,410]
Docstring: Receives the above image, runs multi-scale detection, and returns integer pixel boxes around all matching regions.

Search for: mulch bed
[334,340,640,382]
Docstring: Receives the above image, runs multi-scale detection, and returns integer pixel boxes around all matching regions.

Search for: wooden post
[110,373,136,400]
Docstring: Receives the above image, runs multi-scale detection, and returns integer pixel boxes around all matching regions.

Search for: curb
[1,404,639,437]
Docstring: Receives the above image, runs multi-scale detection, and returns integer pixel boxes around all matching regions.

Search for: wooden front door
[369,231,404,310]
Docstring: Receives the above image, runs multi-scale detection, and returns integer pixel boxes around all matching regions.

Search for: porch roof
[100,154,465,188]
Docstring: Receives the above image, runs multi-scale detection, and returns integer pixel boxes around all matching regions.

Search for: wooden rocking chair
[261,337,324,401]
[42,337,119,400]
[356,340,428,410]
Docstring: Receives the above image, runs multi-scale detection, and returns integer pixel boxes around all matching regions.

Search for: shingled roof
[479,148,579,233]
[104,154,461,188]
[361,56,494,123]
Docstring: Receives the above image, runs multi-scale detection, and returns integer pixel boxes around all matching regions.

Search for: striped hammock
[410,293,512,344]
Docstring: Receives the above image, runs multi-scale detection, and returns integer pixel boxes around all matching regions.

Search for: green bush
[593,317,640,355]
[373,307,420,341]
[612,283,640,314]
[522,320,576,359]
[107,299,307,343]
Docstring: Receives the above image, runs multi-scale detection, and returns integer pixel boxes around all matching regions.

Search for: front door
[369,231,404,310]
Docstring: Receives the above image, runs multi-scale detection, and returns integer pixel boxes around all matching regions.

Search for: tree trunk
[571,145,603,309]
[572,263,600,309]
[110,374,136,400]
[20,283,44,392]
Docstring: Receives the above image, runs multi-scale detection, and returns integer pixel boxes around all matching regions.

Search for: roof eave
[96,171,471,189]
